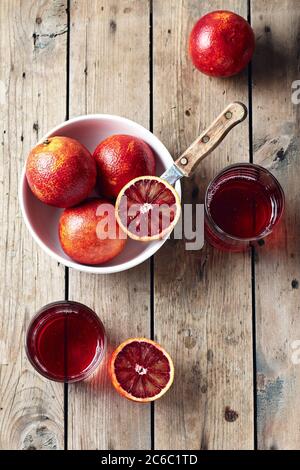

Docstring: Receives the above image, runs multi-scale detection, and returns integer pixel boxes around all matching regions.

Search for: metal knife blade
[160,164,185,186]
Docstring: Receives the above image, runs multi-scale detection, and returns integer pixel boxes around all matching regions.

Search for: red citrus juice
[26,301,106,382]
[205,164,285,251]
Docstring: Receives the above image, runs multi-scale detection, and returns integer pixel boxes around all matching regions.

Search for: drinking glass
[26,301,106,382]
[204,163,285,252]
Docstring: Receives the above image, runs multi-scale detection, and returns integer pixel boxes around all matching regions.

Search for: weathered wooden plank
[153,0,253,449]
[0,0,66,450]
[68,0,151,450]
[252,0,300,450]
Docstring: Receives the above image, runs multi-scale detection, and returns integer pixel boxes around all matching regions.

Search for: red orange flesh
[109,338,174,402]
[115,176,181,241]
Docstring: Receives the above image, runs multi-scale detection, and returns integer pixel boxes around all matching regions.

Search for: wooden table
[0,0,299,450]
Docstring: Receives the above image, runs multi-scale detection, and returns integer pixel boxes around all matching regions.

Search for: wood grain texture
[0,0,66,449]
[68,0,151,450]
[153,0,253,449]
[252,0,300,449]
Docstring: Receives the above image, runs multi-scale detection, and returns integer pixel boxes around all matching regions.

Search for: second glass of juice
[205,163,285,252]
[26,301,106,382]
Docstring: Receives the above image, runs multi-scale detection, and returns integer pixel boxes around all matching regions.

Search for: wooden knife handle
[174,102,248,177]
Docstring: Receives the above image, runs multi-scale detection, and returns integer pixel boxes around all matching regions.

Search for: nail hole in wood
[292,279,299,289]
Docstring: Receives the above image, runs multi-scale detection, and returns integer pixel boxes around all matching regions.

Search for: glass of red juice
[205,163,285,252]
[26,301,106,382]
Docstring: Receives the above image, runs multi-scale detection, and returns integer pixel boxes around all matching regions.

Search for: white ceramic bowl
[19,115,181,274]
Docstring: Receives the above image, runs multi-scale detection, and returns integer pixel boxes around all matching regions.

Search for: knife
[160,102,248,186]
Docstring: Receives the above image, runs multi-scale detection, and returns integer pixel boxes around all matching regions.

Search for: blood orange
[109,338,174,402]
[115,176,181,241]
[59,198,126,265]
[93,134,156,199]
[26,136,96,208]
[189,11,255,77]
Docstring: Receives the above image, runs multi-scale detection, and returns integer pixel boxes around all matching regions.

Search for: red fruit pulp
[189,10,255,77]
[119,178,178,239]
[114,341,171,399]
[208,178,273,239]
[26,302,105,382]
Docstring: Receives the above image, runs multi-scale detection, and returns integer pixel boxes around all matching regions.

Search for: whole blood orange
[93,134,156,199]
[59,198,126,265]
[26,136,96,208]
[109,338,174,402]
[189,10,255,77]
[115,176,181,241]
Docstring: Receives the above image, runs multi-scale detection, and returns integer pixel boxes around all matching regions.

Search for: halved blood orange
[115,176,181,241]
[109,338,174,402]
